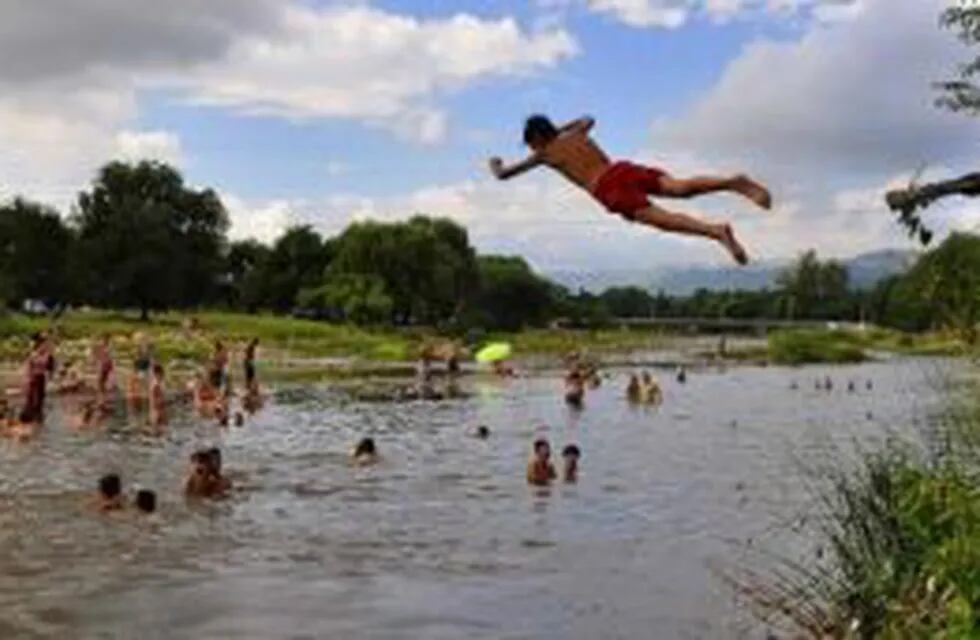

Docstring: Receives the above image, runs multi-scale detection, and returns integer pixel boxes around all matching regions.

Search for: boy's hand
[488,157,505,179]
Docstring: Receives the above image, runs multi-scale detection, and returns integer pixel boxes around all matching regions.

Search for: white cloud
[544,0,862,29]
[223,194,299,244]
[113,130,184,165]
[175,6,576,143]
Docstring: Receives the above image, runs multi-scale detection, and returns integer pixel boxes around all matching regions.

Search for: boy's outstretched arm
[489,154,541,181]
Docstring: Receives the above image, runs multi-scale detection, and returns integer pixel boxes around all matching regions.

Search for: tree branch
[885,172,980,213]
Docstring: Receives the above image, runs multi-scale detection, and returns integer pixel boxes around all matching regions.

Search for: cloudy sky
[1,0,977,271]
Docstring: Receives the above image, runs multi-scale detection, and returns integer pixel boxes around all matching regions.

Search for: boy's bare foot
[732,175,772,210]
[719,224,749,265]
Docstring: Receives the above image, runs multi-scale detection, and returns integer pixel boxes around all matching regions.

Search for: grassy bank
[767,328,971,365]
[735,374,980,637]
[0,310,667,369]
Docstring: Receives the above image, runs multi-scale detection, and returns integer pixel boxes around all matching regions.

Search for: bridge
[556,317,865,335]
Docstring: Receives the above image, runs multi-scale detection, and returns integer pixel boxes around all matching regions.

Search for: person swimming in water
[489,114,771,265]
[526,438,557,486]
[561,444,581,483]
[351,437,379,466]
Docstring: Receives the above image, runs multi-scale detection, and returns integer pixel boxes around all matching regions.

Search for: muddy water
[0,358,961,639]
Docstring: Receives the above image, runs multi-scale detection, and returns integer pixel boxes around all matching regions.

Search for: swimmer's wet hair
[476,425,490,438]
[562,444,581,458]
[152,363,164,376]
[533,438,550,452]
[99,474,121,498]
[136,489,156,513]
[354,437,376,457]
[207,447,222,471]
[523,114,558,146]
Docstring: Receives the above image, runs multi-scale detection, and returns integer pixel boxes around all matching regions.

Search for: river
[0,357,964,639]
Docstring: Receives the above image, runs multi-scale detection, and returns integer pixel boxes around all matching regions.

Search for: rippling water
[0,358,961,639]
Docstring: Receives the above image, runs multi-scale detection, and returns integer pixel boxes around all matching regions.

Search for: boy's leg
[628,203,748,265]
[659,174,771,209]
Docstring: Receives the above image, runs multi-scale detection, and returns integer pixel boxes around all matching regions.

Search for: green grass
[766,328,971,365]
[768,329,870,365]
[732,375,980,638]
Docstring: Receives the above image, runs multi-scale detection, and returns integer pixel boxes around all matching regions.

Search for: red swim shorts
[591,161,668,219]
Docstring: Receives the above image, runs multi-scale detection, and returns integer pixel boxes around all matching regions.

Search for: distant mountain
[546,248,917,295]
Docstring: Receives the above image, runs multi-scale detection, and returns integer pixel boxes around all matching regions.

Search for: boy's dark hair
[207,447,222,472]
[533,438,550,453]
[152,363,164,377]
[136,489,156,513]
[99,474,121,498]
[562,444,581,458]
[523,114,558,146]
[354,437,376,456]
[476,425,490,439]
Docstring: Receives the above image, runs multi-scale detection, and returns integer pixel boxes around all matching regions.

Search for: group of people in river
[0,326,267,512]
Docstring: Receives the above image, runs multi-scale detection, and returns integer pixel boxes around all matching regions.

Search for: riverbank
[0,310,971,380]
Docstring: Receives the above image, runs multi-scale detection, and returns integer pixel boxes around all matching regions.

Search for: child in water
[149,364,167,427]
[641,371,663,404]
[96,474,125,512]
[351,437,379,466]
[561,444,581,483]
[526,439,557,486]
[489,114,771,264]
[564,370,585,409]
[626,374,643,403]
[184,448,232,498]
[135,489,157,514]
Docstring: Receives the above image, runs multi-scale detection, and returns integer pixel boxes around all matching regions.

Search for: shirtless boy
[489,115,771,264]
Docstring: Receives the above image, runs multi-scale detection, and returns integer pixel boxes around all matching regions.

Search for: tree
[885,7,980,243]
[0,198,75,308]
[776,250,851,320]
[600,286,655,318]
[468,255,555,331]
[223,239,271,311]
[901,232,980,343]
[297,274,393,325]
[73,161,229,319]
[326,216,479,324]
[257,226,331,312]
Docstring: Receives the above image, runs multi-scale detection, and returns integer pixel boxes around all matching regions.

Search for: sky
[1,0,978,272]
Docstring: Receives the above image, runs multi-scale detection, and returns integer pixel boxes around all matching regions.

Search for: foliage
[937,6,980,114]
[776,250,853,320]
[467,255,556,331]
[326,216,479,325]
[900,233,980,344]
[253,225,332,313]
[732,392,980,639]
[72,161,229,318]
[0,198,75,307]
[768,329,868,365]
[297,274,393,325]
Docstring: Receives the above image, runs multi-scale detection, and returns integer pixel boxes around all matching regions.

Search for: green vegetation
[768,329,869,365]
[767,327,972,366]
[735,389,980,638]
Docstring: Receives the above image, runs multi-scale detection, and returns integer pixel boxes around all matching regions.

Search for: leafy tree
[72,161,229,319]
[937,5,980,114]
[901,232,980,343]
[255,225,331,312]
[327,216,478,324]
[297,274,393,325]
[468,255,555,331]
[776,250,851,319]
[224,239,271,311]
[0,198,74,308]
[600,286,654,318]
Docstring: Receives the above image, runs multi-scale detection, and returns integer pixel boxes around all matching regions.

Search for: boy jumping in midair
[489,115,772,264]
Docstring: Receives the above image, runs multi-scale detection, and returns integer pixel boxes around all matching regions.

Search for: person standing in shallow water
[243,338,259,392]
[19,333,49,423]
[527,439,557,486]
